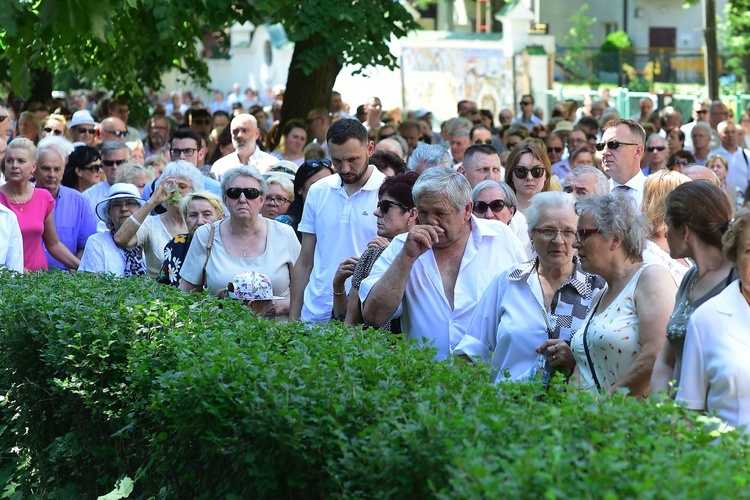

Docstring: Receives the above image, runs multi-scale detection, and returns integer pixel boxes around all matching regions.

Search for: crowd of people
[2,86,750,433]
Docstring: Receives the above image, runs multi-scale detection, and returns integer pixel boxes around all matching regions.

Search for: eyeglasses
[0,116,8,123]
[103,129,127,138]
[170,148,197,157]
[226,187,262,200]
[109,199,141,211]
[102,159,128,167]
[520,101,533,106]
[474,139,493,145]
[304,158,332,170]
[672,159,690,166]
[513,166,545,179]
[264,196,290,206]
[575,228,601,243]
[646,146,666,152]
[535,228,577,240]
[595,140,639,151]
[380,133,396,139]
[547,146,563,154]
[74,126,96,135]
[43,127,63,136]
[473,199,508,214]
[472,119,483,125]
[377,200,409,213]
[80,162,102,172]
[696,110,708,115]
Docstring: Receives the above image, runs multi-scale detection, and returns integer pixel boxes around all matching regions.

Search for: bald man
[210,113,276,181]
[98,117,128,143]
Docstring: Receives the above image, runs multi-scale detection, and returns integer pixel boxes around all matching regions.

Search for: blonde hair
[179,191,225,221]
[115,164,156,185]
[263,172,295,202]
[41,114,69,137]
[642,170,691,234]
[723,207,750,263]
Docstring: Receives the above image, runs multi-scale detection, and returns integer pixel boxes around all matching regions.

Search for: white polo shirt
[298,166,386,322]
[359,217,527,360]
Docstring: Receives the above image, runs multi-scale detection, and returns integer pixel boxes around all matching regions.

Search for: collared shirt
[713,145,750,193]
[552,159,571,180]
[359,217,527,360]
[453,257,605,381]
[210,148,278,181]
[512,114,543,131]
[610,169,646,208]
[45,186,97,269]
[299,166,386,322]
[0,203,23,272]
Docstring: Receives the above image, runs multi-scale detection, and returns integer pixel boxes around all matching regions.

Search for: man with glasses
[359,167,526,361]
[681,98,711,151]
[642,135,668,175]
[109,98,140,142]
[290,118,386,323]
[512,94,543,131]
[553,129,588,180]
[186,108,212,139]
[68,109,98,146]
[598,119,647,208]
[83,141,131,230]
[144,114,170,158]
[210,113,276,181]
[98,117,129,143]
[458,144,503,188]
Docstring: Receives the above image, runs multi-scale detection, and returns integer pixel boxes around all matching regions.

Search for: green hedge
[0,270,748,497]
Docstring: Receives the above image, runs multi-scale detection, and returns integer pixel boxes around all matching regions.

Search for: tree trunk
[279,39,343,143]
[29,68,54,107]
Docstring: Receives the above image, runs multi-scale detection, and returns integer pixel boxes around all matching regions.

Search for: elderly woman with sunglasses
[472,179,531,256]
[568,192,677,398]
[179,166,301,318]
[454,192,605,383]
[61,146,102,193]
[113,160,204,279]
[503,139,555,214]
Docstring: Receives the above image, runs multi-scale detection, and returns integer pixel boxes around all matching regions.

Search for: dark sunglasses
[595,140,639,151]
[104,129,127,138]
[672,159,690,166]
[473,199,508,214]
[696,110,708,115]
[226,187,262,200]
[646,146,666,152]
[74,126,96,135]
[43,127,63,136]
[474,139,493,145]
[377,200,409,213]
[102,159,128,167]
[304,158,332,170]
[80,162,102,172]
[380,133,396,139]
[547,146,563,153]
[513,167,545,179]
[520,101,533,106]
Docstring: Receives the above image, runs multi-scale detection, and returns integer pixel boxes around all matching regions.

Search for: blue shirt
[45,185,97,270]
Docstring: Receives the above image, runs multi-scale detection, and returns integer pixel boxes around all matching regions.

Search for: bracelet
[332,289,346,296]
[129,214,142,227]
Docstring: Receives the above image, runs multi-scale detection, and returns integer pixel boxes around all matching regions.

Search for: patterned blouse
[156,233,192,286]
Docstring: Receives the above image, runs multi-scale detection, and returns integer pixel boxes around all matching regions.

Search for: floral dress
[156,233,192,286]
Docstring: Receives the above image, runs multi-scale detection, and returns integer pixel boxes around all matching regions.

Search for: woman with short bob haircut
[503,139,553,214]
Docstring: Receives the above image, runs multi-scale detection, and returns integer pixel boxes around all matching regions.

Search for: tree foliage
[719,0,750,88]
[560,4,597,82]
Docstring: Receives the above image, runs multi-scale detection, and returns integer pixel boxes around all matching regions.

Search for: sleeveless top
[571,265,648,392]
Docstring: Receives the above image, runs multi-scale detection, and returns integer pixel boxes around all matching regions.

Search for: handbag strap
[201,222,216,288]
[582,291,605,391]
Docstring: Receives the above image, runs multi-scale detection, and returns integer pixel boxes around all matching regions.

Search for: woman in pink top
[0,138,80,271]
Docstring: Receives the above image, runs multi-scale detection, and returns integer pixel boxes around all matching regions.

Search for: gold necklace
[9,188,30,212]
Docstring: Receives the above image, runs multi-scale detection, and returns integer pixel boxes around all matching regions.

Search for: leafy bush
[0,270,749,497]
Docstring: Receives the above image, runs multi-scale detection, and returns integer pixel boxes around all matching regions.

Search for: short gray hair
[472,180,517,210]
[408,144,452,171]
[155,160,205,192]
[691,121,712,136]
[575,192,652,260]
[101,140,131,160]
[412,167,471,212]
[525,191,577,234]
[565,166,610,196]
[220,165,268,195]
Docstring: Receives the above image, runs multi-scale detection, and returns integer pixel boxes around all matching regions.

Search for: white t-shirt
[135,215,174,279]
[0,203,23,272]
[298,167,386,322]
[180,217,300,296]
[78,231,126,275]
[210,148,278,181]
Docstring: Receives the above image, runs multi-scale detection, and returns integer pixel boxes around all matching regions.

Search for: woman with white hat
[78,183,147,276]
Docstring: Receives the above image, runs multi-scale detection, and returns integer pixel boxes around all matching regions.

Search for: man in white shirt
[599,119,647,208]
[290,118,386,323]
[712,120,750,193]
[680,98,711,150]
[359,167,527,360]
[210,114,276,180]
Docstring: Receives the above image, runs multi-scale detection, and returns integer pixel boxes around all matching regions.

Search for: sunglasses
[595,140,639,151]
[226,187,262,200]
[43,127,63,136]
[102,159,128,167]
[377,200,409,213]
[513,166,545,179]
[104,129,127,138]
[473,199,508,214]
[304,158,332,170]
[80,162,102,172]
[696,110,708,115]
[547,146,563,154]
[170,148,197,157]
[646,146,666,152]
[474,139,493,145]
[520,101,533,106]
[575,228,601,243]
[74,126,96,135]
[380,133,396,139]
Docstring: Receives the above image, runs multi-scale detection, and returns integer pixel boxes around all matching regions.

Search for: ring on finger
[552,354,557,361]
